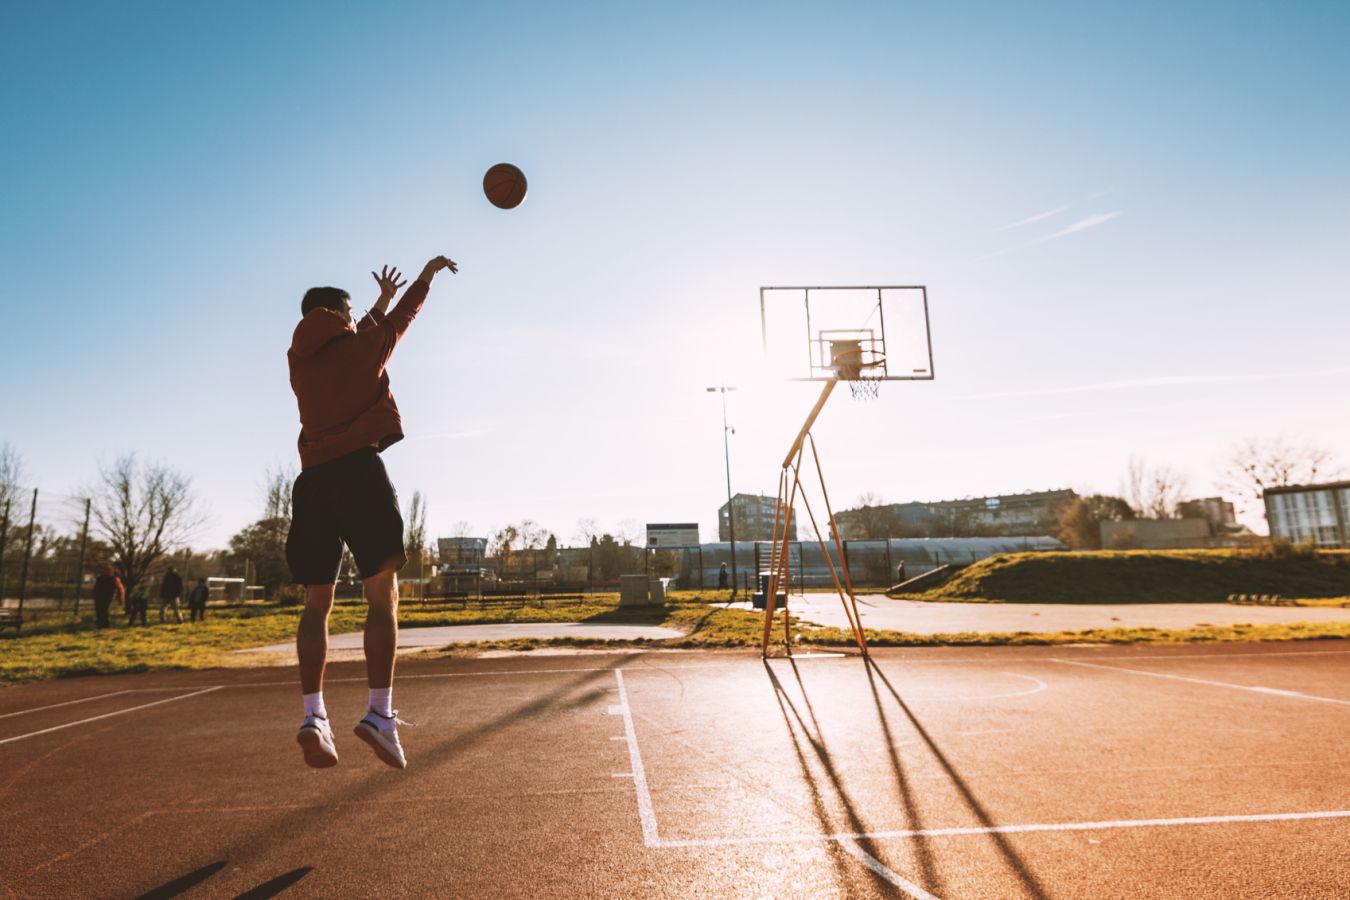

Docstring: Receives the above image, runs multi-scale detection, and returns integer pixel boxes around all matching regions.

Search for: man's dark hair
[301,286,350,317]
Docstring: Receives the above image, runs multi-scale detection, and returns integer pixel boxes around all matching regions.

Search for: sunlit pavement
[744,592,1350,634]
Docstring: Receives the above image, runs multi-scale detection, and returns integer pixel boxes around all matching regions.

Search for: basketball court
[3,643,1348,898]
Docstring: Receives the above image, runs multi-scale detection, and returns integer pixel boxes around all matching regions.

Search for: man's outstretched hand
[371,265,408,304]
[419,255,458,283]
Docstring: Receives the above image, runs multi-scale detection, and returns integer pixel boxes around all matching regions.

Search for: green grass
[897,549,1350,604]
[4,590,1349,685]
[0,596,628,684]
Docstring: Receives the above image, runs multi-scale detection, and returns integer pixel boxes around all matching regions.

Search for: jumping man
[285,254,457,769]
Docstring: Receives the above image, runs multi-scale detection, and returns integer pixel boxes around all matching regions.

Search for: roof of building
[1263,480,1350,497]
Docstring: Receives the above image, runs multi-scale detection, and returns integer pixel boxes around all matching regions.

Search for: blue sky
[3,0,1347,546]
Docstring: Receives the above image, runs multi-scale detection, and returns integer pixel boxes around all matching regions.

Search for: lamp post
[706,386,738,598]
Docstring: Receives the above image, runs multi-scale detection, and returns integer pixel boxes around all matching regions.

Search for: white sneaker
[354,708,408,769]
[297,714,338,769]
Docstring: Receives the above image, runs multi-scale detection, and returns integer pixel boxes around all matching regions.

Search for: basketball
[483,163,528,209]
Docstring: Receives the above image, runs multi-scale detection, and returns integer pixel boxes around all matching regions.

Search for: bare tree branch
[0,442,25,514]
[90,454,203,594]
[1218,437,1342,515]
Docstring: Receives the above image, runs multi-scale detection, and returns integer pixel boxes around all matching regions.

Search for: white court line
[1053,659,1350,707]
[613,670,660,847]
[0,690,133,720]
[838,838,940,900]
[0,687,223,746]
[658,809,1350,848]
[1064,648,1350,661]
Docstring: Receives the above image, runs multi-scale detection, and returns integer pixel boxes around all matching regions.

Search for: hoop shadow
[134,862,312,899]
[864,656,1049,899]
[763,659,909,895]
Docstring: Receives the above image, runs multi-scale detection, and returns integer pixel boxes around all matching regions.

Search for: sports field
[3,643,1348,898]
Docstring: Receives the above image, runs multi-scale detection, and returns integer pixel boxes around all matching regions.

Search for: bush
[274,583,305,605]
[1239,538,1319,561]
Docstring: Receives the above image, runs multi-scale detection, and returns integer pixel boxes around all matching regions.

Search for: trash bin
[649,577,670,604]
[751,573,788,610]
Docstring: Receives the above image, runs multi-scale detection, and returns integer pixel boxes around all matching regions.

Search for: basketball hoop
[829,340,885,401]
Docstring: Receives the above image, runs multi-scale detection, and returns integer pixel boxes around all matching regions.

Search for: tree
[0,442,24,514]
[1219,437,1341,516]
[846,492,905,539]
[1124,456,1189,519]
[227,517,290,595]
[403,491,428,578]
[225,465,295,600]
[488,520,547,575]
[1056,494,1134,550]
[263,465,295,521]
[91,455,202,597]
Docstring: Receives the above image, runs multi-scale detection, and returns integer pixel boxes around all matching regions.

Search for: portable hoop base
[761,379,870,658]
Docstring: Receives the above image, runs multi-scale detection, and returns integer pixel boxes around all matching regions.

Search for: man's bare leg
[296,584,339,768]
[354,567,407,768]
[298,585,336,694]
[363,568,398,690]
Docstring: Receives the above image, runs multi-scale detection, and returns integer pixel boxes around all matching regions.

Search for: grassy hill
[901,549,1350,604]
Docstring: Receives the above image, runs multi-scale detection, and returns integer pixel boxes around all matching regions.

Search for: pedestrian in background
[92,564,124,629]
[127,583,148,626]
[188,577,209,622]
[158,566,184,624]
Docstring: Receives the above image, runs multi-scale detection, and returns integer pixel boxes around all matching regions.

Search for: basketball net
[849,374,882,401]
[830,341,884,402]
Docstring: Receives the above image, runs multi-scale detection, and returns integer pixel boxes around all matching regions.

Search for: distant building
[719,493,796,541]
[1178,497,1238,531]
[1100,518,1214,550]
[838,489,1077,538]
[437,537,490,592]
[437,537,487,567]
[1265,482,1350,548]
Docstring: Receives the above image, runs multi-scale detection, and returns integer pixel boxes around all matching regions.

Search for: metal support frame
[761,380,869,658]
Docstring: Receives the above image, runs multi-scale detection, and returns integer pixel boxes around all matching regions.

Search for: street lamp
[706,386,738,597]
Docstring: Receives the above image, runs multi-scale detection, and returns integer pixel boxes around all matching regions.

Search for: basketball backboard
[759,286,934,383]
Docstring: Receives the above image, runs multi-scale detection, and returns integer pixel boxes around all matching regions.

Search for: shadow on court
[764,656,1050,898]
[134,861,313,899]
[864,656,1050,899]
[207,655,645,873]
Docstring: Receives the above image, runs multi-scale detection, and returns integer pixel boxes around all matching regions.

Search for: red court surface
[2,643,1348,898]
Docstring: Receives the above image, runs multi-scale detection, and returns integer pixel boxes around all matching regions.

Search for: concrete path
[741,593,1350,634]
[240,622,686,656]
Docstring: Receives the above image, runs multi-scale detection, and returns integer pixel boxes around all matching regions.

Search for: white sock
[303,692,327,720]
[369,687,393,719]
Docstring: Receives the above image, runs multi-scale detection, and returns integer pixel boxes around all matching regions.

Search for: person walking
[92,564,124,629]
[126,582,148,627]
[286,255,457,770]
[718,562,729,590]
[188,577,209,622]
[158,566,184,623]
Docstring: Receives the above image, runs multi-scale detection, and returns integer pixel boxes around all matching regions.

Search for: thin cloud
[994,204,1071,232]
[976,209,1121,260]
[962,366,1350,401]
[1038,210,1120,242]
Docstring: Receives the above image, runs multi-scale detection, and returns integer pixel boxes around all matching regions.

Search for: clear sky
[3,0,1347,547]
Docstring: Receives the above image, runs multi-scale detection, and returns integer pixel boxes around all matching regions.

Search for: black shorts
[286,448,407,584]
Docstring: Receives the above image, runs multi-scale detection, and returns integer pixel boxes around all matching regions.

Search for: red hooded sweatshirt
[288,280,428,469]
